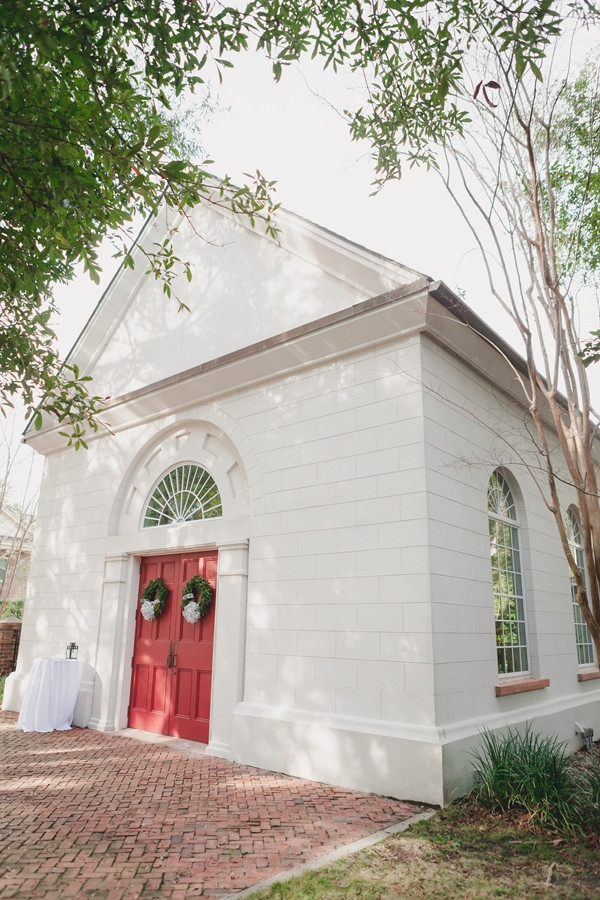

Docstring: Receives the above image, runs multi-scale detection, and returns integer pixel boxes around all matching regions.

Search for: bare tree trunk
[443,40,600,662]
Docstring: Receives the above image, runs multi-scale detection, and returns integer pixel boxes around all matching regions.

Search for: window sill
[495,677,550,697]
[578,669,600,683]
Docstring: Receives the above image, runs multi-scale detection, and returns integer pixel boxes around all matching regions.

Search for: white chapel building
[6,199,600,806]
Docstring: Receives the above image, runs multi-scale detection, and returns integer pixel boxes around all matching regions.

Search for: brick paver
[0,710,421,899]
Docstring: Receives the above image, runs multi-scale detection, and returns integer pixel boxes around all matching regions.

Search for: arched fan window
[488,470,529,676]
[143,464,222,528]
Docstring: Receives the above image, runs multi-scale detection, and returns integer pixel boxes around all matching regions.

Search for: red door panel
[129,555,179,735]
[151,667,169,714]
[173,668,193,719]
[130,665,149,711]
[129,551,217,743]
[169,553,217,742]
[196,671,212,722]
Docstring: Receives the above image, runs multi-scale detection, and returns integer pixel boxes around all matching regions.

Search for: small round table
[15,658,84,732]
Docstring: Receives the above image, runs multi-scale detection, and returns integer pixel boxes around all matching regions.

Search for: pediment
[66,201,423,401]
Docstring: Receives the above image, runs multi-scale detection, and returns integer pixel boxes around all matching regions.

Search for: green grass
[0,675,5,706]
[246,803,600,899]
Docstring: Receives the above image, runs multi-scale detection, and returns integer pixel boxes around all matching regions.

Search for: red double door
[129,551,217,743]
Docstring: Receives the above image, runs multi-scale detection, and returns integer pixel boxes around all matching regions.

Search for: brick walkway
[0,710,421,899]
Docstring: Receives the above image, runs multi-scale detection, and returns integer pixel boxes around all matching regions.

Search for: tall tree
[0,0,581,443]
[430,37,600,662]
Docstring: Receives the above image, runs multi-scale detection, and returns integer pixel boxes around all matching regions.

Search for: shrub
[0,599,24,620]
[471,724,579,832]
[571,750,600,834]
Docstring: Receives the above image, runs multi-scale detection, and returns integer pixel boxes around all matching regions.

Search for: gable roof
[24,198,553,453]
[63,200,425,397]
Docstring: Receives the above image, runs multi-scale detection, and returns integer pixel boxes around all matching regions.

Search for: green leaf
[529,59,543,81]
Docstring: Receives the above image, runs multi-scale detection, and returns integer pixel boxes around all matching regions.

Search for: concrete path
[0,710,423,899]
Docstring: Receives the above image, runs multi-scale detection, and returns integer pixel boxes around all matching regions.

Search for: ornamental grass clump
[471,725,579,832]
[571,750,600,834]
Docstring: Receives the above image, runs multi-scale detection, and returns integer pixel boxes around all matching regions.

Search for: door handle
[166,641,174,668]
[172,641,178,670]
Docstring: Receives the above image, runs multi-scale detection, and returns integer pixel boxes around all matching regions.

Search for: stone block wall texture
[0,620,21,676]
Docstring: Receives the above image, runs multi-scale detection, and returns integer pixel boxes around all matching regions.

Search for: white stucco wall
[237,336,431,724]
[21,443,114,660]
[420,336,600,797]
[225,334,441,800]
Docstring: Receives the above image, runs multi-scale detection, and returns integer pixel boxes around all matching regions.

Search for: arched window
[566,509,594,666]
[488,471,529,675]
[143,464,222,528]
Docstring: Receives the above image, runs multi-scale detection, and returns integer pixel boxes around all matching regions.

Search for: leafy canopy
[0,0,574,444]
[551,64,600,283]
[547,63,600,366]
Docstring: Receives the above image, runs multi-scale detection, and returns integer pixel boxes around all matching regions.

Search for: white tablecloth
[16,658,84,732]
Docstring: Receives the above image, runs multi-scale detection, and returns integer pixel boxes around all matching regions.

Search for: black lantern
[66,642,78,659]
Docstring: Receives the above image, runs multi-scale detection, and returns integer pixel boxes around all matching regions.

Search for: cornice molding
[26,275,569,456]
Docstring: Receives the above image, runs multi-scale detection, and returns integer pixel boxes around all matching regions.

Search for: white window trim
[566,508,595,668]
[488,471,531,678]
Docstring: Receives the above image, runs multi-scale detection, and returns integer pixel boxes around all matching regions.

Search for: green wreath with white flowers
[181,575,213,624]
[140,578,168,621]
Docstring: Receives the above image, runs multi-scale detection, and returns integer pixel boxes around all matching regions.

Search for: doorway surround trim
[89,538,249,762]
